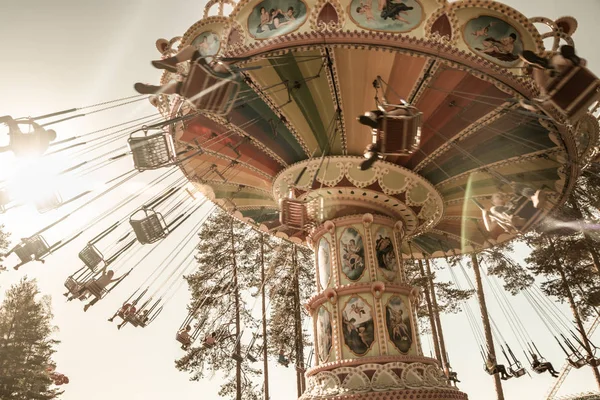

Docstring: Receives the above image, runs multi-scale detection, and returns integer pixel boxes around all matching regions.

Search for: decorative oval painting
[386,295,413,353]
[317,307,333,362]
[349,0,424,33]
[342,296,375,355]
[340,227,365,281]
[462,15,523,67]
[374,226,398,281]
[317,237,331,290]
[191,31,221,59]
[247,0,308,40]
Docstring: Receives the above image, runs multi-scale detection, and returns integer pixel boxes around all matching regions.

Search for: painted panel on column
[317,236,332,290]
[339,227,366,281]
[342,296,375,356]
[385,295,413,354]
[374,226,399,281]
[317,306,333,363]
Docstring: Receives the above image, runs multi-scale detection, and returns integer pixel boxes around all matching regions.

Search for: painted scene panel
[463,15,523,66]
[317,237,331,290]
[342,297,375,355]
[386,295,413,353]
[349,0,424,33]
[374,226,398,281]
[340,227,365,281]
[248,0,308,39]
[191,31,221,59]
[317,307,333,362]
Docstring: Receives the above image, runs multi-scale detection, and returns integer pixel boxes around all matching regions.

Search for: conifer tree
[175,211,262,400]
[0,277,61,400]
[0,224,10,273]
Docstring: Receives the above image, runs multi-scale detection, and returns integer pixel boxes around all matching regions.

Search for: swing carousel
[135,0,600,398]
[1,0,599,398]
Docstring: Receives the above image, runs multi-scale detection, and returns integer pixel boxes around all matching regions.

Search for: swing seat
[568,358,587,369]
[14,235,50,263]
[176,333,191,346]
[280,198,310,230]
[85,281,108,299]
[35,191,62,214]
[128,131,177,171]
[278,355,290,367]
[130,209,169,244]
[375,105,423,156]
[180,59,240,115]
[231,353,244,362]
[246,354,258,363]
[545,64,600,124]
[588,357,600,367]
[78,244,104,272]
[64,277,83,295]
[511,367,526,378]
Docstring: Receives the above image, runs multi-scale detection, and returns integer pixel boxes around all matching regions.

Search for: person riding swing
[531,353,559,378]
[0,116,57,157]
[481,182,547,233]
[485,353,511,380]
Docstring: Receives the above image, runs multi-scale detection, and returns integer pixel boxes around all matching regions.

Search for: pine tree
[0,277,61,400]
[263,239,314,395]
[175,211,262,400]
[0,224,10,273]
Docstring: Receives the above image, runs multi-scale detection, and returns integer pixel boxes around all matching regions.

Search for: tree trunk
[293,245,306,395]
[549,238,600,389]
[471,254,505,400]
[260,234,270,400]
[419,258,443,365]
[568,198,600,273]
[231,220,242,400]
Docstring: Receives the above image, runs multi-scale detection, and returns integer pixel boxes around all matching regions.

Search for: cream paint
[0,1,599,400]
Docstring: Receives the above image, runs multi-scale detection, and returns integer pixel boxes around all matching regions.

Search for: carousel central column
[301,213,468,400]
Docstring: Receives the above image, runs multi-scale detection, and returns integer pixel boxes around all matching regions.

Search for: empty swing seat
[35,191,62,214]
[180,59,240,115]
[64,277,83,294]
[176,333,191,346]
[78,244,104,272]
[511,367,526,377]
[128,131,177,171]
[14,235,50,263]
[280,198,309,230]
[568,358,587,369]
[376,105,423,156]
[545,65,600,124]
[130,209,169,244]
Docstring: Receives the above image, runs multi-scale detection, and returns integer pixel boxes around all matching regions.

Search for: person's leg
[520,50,551,69]
[83,296,100,312]
[134,81,179,95]
[151,45,197,73]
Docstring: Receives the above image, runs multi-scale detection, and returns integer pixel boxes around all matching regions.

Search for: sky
[1,1,600,400]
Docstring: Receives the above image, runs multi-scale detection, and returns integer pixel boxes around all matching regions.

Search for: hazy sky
[1,1,600,400]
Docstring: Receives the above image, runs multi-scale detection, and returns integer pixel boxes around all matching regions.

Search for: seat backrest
[128,133,175,171]
[280,198,308,229]
[180,60,240,116]
[78,244,104,271]
[378,107,422,156]
[130,213,168,244]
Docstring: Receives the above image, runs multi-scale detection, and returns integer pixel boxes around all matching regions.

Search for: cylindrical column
[471,253,505,400]
[301,215,467,400]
